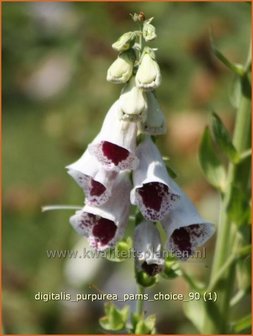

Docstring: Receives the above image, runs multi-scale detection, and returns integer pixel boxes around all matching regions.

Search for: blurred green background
[2,2,251,334]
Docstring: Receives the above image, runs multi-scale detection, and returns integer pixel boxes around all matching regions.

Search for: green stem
[203,43,251,333]
[136,285,145,316]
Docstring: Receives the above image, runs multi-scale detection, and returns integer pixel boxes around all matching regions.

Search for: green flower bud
[107,50,135,84]
[136,48,161,90]
[112,31,136,52]
[119,77,147,121]
[138,91,166,135]
[143,20,157,41]
[136,270,158,287]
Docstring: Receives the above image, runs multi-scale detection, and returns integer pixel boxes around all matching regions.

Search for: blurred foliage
[2,2,251,334]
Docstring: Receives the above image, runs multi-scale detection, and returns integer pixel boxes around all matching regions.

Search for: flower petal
[161,187,215,260]
[134,221,164,276]
[138,91,166,135]
[70,173,131,250]
[89,100,139,172]
[119,77,147,121]
[66,149,117,206]
[131,136,180,221]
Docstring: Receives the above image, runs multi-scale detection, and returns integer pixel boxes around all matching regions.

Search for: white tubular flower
[161,187,215,260]
[143,19,157,42]
[70,173,131,251]
[134,221,164,276]
[66,149,117,206]
[88,100,139,172]
[135,48,161,90]
[119,77,147,122]
[107,50,135,84]
[112,31,136,52]
[130,136,180,221]
[138,91,166,135]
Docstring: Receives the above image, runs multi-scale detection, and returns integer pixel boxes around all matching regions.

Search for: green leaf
[99,303,129,331]
[184,299,223,334]
[227,185,250,226]
[232,314,252,333]
[236,255,251,292]
[135,209,144,226]
[210,34,244,76]
[210,112,238,163]
[199,127,226,191]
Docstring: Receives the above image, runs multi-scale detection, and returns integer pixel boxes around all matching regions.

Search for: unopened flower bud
[143,19,157,41]
[136,47,161,90]
[107,50,135,84]
[119,77,147,121]
[112,31,136,52]
[138,91,166,135]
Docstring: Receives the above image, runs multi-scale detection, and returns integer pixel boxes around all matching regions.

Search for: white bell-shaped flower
[143,19,157,42]
[66,148,117,206]
[138,91,166,135]
[135,48,161,90]
[112,31,136,52]
[107,50,135,84]
[119,77,147,122]
[70,173,131,251]
[130,136,180,221]
[134,221,164,276]
[161,185,215,260]
[88,100,139,172]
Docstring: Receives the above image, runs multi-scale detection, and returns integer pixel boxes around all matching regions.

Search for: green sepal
[135,270,158,287]
[131,313,156,334]
[161,256,182,279]
[105,237,132,262]
[99,302,129,331]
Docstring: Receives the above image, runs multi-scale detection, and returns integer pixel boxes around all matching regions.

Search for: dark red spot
[171,227,192,256]
[102,141,129,166]
[90,179,106,196]
[142,262,162,276]
[138,182,168,212]
[92,217,117,245]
